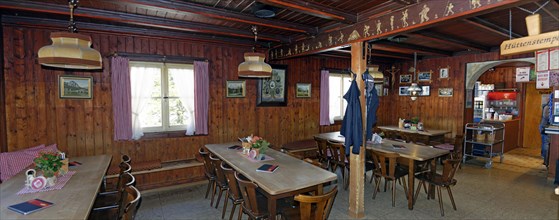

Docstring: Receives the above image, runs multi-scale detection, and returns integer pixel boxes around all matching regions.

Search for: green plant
[34,152,63,177]
[411,116,420,124]
[251,136,270,154]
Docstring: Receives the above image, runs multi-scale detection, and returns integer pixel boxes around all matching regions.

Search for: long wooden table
[205,142,337,220]
[314,132,449,210]
[377,125,451,144]
[1,155,112,219]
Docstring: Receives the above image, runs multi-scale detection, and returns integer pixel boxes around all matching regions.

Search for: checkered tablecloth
[17,171,76,195]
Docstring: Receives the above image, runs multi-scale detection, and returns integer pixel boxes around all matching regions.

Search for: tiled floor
[137,148,558,219]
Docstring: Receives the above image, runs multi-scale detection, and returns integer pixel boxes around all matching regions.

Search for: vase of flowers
[251,136,270,160]
[34,152,63,187]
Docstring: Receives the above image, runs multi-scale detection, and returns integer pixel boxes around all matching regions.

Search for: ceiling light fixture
[238,26,272,78]
[407,52,422,101]
[38,0,102,70]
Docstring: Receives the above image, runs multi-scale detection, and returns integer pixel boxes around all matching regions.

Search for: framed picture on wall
[59,75,93,99]
[399,86,410,96]
[419,85,430,96]
[438,88,454,97]
[399,74,411,84]
[257,64,288,106]
[439,67,450,79]
[226,80,246,98]
[418,71,432,82]
[296,83,311,98]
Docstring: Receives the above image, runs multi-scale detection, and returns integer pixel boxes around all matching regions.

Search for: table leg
[408,159,415,210]
[268,197,277,220]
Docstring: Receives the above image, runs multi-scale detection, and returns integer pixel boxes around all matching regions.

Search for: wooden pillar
[348,42,366,218]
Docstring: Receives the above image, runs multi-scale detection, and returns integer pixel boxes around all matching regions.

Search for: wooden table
[205,142,337,220]
[377,125,451,144]
[280,139,317,158]
[314,132,449,210]
[1,155,112,219]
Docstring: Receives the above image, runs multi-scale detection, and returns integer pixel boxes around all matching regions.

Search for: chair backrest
[198,147,216,178]
[121,185,142,220]
[115,172,136,208]
[294,186,338,220]
[441,158,461,183]
[383,130,399,140]
[115,162,132,190]
[221,161,242,201]
[371,150,399,178]
[235,172,266,217]
[209,154,228,187]
[451,135,464,160]
[121,155,131,164]
[314,137,329,162]
[399,132,417,144]
[327,141,347,167]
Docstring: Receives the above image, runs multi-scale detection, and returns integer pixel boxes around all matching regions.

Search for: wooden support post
[348,42,366,218]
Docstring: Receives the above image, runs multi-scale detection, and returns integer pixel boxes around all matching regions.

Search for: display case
[463,122,505,168]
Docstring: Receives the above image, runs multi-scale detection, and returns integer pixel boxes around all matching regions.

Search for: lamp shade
[38,32,102,70]
[408,83,422,101]
[238,52,272,78]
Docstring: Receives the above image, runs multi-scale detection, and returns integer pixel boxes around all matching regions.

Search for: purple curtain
[319,69,331,125]
[111,57,133,140]
[194,61,209,135]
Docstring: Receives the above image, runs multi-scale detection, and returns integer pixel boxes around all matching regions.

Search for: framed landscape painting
[257,64,288,106]
[59,75,93,99]
[226,80,246,98]
[296,83,311,98]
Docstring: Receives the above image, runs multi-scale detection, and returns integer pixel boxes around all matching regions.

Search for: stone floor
[137,148,558,219]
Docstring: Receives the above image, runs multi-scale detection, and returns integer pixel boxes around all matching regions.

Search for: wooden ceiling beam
[118,0,317,35]
[411,32,490,52]
[0,0,290,42]
[372,40,453,56]
[256,0,357,24]
[2,15,267,47]
[464,17,523,39]
[334,48,414,60]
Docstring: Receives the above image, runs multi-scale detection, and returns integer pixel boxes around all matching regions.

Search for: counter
[482,119,520,153]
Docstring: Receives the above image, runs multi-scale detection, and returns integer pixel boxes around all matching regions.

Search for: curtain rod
[109,52,209,63]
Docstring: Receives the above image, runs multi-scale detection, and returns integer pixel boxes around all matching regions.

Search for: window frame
[129,61,194,133]
[328,72,352,121]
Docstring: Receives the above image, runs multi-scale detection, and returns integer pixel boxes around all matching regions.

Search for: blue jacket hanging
[364,70,380,141]
[340,74,363,155]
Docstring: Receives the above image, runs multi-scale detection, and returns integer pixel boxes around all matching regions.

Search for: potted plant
[251,136,270,159]
[34,152,63,186]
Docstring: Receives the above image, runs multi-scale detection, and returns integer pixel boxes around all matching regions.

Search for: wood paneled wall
[377,52,502,138]
[1,24,350,188]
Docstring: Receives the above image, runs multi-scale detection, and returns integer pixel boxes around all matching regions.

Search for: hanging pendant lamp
[238,26,272,78]
[38,0,102,70]
[407,52,422,101]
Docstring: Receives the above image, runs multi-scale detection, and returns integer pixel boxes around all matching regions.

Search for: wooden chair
[414,158,461,216]
[94,163,134,207]
[370,150,409,207]
[235,172,269,220]
[280,186,338,220]
[90,175,139,220]
[314,137,331,170]
[221,161,244,220]
[121,185,142,220]
[327,141,349,190]
[283,149,329,170]
[102,155,132,192]
[210,154,229,209]
[199,147,217,202]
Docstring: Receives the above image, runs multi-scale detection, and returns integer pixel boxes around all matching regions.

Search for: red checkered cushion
[1,144,45,182]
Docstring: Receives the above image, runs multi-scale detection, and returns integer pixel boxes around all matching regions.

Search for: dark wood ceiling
[1,0,557,64]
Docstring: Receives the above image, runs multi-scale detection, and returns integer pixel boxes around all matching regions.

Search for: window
[129,61,195,133]
[329,73,351,121]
